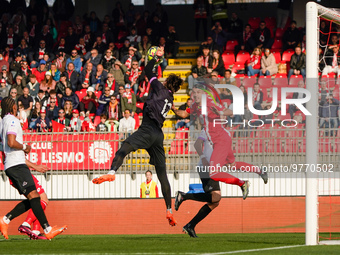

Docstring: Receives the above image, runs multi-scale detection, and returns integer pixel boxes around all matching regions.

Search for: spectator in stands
[188,56,208,89]
[209,49,225,76]
[209,21,227,51]
[65,62,79,91]
[101,49,116,71]
[121,46,141,69]
[14,39,30,60]
[29,40,49,68]
[87,11,102,34]
[319,81,330,105]
[65,27,79,54]
[0,53,9,71]
[92,64,108,91]
[64,100,73,119]
[210,70,220,85]
[35,108,51,132]
[32,60,47,83]
[46,18,57,42]
[319,94,339,135]
[127,26,141,48]
[103,14,115,32]
[235,24,252,54]
[35,25,53,51]
[27,74,40,98]
[146,27,157,46]
[74,37,87,56]
[0,65,13,85]
[105,117,120,132]
[175,98,192,130]
[82,25,95,52]
[16,59,31,86]
[42,53,52,70]
[56,73,72,98]
[84,49,101,72]
[0,79,9,99]
[10,52,22,77]
[34,89,48,108]
[119,40,131,60]
[220,69,236,86]
[49,63,61,82]
[100,23,114,46]
[9,88,19,104]
[109,60,128,88]
[62,87,79,109]
[137,75,151,100]
[288,80,306,119]
[66,50,82,73]
[165,24,180,58]
[282,20,301,52]
[199,45,211,69]
[119,109,136,138]
[260,48,278,76]
[28,101,42,130]
[81,113,96,132]
[54,37,66,54]
[138,35,152,65]
[158,37,168,72]
[12,75,25,97]
[79,62,95,89]
[107,42,120,60]
[96,86,112,116]
[193,0,209,41]
[329,34,339,46]
[319,20,329,46]
[18,87,33,116]
[288,46,306,80]
[18,103,28,131]
[93,36,107,55]
[121,84,137,117]
[47,98,59,121]
[53,50,67,73]
[79,87,98,116]
[248,21,273,51]
[125,60,142,94]
[96,114,108,132]
[227,12,243,41]
[322,45,340,77]
[251,83,263,110]
[105,94,120,120]
[69,109,82,132]
[246,47,262,76]
[40,71,56,93]
[105,73,117,94]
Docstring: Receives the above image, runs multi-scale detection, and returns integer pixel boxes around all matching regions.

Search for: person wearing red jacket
[246,47,262,76]
[31,60,47,83]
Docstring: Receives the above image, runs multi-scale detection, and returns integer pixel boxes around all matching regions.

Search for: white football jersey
[1,114,26,169]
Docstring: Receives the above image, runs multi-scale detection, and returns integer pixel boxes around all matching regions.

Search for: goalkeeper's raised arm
[144,47,165,81]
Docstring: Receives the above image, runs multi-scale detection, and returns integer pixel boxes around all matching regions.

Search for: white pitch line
[200,245,305,255]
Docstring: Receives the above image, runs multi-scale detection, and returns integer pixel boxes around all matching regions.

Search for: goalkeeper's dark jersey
[143,59,174,129]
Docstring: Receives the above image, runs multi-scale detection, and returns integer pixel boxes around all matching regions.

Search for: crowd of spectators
[0,1,182,133]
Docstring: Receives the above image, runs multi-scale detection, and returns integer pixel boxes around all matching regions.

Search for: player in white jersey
[0,97,67,240]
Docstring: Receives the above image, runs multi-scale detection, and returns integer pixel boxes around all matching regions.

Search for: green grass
[0,233,339,254]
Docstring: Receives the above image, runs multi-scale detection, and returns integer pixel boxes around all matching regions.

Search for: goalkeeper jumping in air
[92,47,183,226]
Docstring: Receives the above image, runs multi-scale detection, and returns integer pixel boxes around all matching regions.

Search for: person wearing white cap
[79,86,98,117]
[0,65,14,85]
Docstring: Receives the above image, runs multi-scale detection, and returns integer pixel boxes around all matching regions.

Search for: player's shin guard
[110,142,134,171]
[6,199,31,221]
[188,204,212,228]
[32,200,47,231]
[235,162,261,174]
[29,197,49,230]
[155,164,172,209]
[210,172,245,187]
[183,193,212,203]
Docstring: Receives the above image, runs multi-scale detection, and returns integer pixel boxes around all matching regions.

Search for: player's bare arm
[7,134,31,154]
[172,105,190,119]
[25,159,49,174]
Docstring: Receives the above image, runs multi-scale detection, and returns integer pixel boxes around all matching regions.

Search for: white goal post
[305,2,340,246]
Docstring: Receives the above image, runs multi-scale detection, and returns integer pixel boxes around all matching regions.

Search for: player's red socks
[25,200,47,227]
[234,162,261,174]
[210,172,245,186]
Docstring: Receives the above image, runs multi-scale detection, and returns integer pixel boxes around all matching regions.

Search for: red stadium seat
[264,17,276,28]
[93,116,101,127]
[268,87,282,102]
[289,75,304,87]
[272,39,283,50]
[275,28,285,39]
[273,76,288,87]
[169,140,185,154]
[231,63,244,74]
[225,40,239,51]
[242,76,256,88]
[332,85,340,100]
[248,17,261,29]
[272,51,282,63]
[75,89,87,102]
[95,90,102,98]
[282,50,294,62]
[236,51,250,64]
[258,76,272,89]
[222,52,235,68]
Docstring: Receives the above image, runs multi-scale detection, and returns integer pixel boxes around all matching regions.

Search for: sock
[188,204,212,228]
[210,172,245,187]
[155,164,172,209]
[44,226,52,234]
[32,200,47,231]
[22,222,30,228]
[183,193,212,203]
[32,230,40,236]
[107,170,116,175]
[29,197,49,231]
[235,162,261,174]
[2,216,10,224]
[6,199,31,221]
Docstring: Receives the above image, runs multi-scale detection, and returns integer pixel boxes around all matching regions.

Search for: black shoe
[183,224,198,238]
[174,191,185,211]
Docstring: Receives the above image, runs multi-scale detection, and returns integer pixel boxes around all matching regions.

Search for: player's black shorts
[124,120,165,166]
[201,178,221,193]
[5,164,36,196]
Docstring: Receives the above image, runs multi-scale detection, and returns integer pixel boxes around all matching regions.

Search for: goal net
[306,2,340,245]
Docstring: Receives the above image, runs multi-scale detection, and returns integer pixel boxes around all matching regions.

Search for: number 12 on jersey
[161,99,172,118]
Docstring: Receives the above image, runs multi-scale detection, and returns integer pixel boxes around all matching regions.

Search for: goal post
[305,2,340,246]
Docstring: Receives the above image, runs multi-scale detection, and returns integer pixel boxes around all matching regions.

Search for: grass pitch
[0,233,339,254]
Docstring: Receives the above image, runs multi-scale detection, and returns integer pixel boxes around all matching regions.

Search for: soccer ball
[147,46,163,65]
